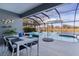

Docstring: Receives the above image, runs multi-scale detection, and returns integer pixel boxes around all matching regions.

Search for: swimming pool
[29,32,78,42]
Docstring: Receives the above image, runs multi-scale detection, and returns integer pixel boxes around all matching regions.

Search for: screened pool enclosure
[1,3,79,56]
[23,3,79,42]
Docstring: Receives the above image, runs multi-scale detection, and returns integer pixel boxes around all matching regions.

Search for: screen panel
[56,3,77,22]
[29,16,43,24]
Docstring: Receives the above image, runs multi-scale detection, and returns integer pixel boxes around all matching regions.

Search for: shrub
[23,26,36,32]
[3,29,16,35]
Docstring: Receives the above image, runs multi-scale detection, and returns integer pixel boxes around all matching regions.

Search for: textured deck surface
[0,38,79,56]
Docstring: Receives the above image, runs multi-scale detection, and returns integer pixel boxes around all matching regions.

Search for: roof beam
[54,8,61,20]
[41,12,50,19]
[27,17,40,25]
[33,15,45,24]
[20,3,62,17]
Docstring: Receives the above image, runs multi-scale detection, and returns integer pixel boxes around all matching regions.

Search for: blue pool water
[29,32,39,35]
[29,32,78,42]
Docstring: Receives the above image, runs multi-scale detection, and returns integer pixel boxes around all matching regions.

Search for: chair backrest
[7,38,13,52]
[8,40,13,47]
[3,36,8,45]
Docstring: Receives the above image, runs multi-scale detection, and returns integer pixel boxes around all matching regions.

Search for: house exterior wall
[0,9,23,33]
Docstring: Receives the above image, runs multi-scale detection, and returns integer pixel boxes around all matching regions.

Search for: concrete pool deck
[0,32,79,56]
[0,38,79,56]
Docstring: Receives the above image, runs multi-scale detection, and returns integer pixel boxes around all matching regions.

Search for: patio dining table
[13,36,39,56]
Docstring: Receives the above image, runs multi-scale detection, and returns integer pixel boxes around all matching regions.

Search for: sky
[42,3,79,27]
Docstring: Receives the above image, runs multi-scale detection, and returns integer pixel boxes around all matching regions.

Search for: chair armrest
[23,45,29,49]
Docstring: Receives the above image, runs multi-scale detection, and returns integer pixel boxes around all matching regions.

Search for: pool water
[29,32,78,42]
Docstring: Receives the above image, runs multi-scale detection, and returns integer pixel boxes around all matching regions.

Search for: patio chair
[26,34,39,56]
[3,36,19,46]
[6,37,28,56]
